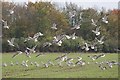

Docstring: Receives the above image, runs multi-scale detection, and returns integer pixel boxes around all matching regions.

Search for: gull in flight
[25,50,31,58]
[102,15,108,24]
[95,36,104,44]
[24,32,43,42]
[66,58,75,66]
[91,19,97,26]
[81,42,90,51]
[51,23,57,30]
[7,38,15,47]
[12,51,23,58]
[92,26,101,36]
[9,5,16,15]
[71,24,81,30]
[2,20,9,29]
[43,42,52,47]
[26,45,37,53]
[70,33,78,40]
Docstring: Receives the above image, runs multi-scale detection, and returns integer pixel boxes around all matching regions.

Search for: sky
[2,0,120,10]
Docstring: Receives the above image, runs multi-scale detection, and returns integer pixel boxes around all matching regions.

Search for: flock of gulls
[2,3,119,71]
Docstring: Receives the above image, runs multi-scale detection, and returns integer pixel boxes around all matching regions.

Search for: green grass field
[2,53,119,78]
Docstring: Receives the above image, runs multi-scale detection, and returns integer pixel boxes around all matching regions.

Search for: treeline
[2,2,120,53]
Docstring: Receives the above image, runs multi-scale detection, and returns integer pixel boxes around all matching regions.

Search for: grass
[2,52,119,78]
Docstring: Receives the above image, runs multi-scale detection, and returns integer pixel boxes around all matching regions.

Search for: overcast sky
[2,0,120,10]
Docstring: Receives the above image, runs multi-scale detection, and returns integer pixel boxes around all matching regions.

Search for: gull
[52,35,65,46]
[41,61,49,68]
[47,60,54,66]
[81,43,90,51]
[66,58,75,66]
[34,62,40,67]
[25,50,31,58]
[90,41,98,50]
[24,32,43,42]
[3,63,7,67]
[69,11,76,19]
[71,24,81,30]
[55,54,67,62]
[2,20,9,29]
[30,62,33,65]
[51,23,57,30]
[79,12,83,21]
[99,65,107,70]
[71,33,78,40]
[102,15,108,24]
[9,6,16,15]
[56,40,62,46]
[75,60,85,66]
[16,61,19,65]
[36,53,43,57]
[26,45,37,53]
[10,61,14,66]
[95,36,104,44]
[7,38,15,47]
[92,26,100,36]
[77,57,82,61]
[106,62,113,68]
[12,51,23,58]
[21,60,29,67]
[43,42,52,47]
[33,32,43,42]
[88,53,105,61]
[65,35,71,39]
[91,19,97,26]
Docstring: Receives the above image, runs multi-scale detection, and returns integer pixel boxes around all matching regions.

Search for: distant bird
[75,60,85,66]
[47,60,54,66]
[3,63,7,67]
[71,24,81,30]
[92,26,100,36]
[36,53,42,57]
[88,53,105,61]
[24,32,43,42]
[8,6,16,15]
[25,50,31,58]
[34,62,39,67]
[102,15,108,24]
[64,35,71,39]
[7,38,15,47]
[81,43,90,51]
[90,41,98,50]
[91,19,97,26]
[41,61,49,68]
[43,42,52,47]
[77,56,82,61]
[10,61,14,66]
[12,51,23,58]
[98,64,107,70]
[16,61,19,65]
[95,36,104,44]
[51,23,57,30]
[66,58,75,66]
[52,35,66,46]
[26,45,37,53]
[2,20,9,29]
[71,33,78,40]
[79,12,83,21]
[21,60,29,67]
